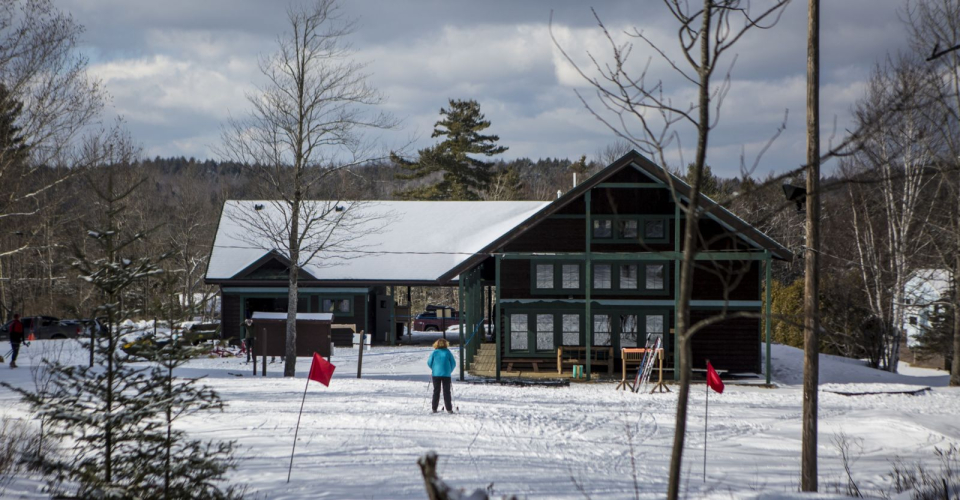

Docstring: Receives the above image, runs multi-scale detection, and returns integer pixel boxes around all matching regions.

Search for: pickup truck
[413,307,459,332]
[0,316,82,340]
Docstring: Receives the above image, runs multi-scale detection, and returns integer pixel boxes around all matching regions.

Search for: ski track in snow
[0,341,958,499]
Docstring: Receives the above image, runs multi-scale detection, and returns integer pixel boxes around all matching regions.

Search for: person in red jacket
[8,313,23,368]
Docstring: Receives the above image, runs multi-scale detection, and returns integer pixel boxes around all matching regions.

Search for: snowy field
[1,340,958,499]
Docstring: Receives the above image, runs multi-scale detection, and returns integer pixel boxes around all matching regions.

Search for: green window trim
[591,261,671,296]
[591,215,671,244]
[502,306,669,358]
[529,261,586,295]
[320,297,354,316]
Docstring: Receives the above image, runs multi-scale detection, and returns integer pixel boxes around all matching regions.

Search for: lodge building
[205,151,790,381]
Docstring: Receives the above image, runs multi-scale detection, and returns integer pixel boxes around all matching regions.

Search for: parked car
[0,316,81,340]
[413,305,459,332]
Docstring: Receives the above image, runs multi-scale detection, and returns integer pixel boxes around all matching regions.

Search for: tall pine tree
[394,99,507,200]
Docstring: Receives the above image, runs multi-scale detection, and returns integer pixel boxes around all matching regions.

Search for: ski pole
[420,378,432,412]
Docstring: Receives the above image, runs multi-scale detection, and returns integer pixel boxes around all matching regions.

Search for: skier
[241,318,255,362]
[8,313,24,368]
[427,338,456,413]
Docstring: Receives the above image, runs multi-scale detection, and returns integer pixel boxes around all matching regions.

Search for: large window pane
[620,264,638,289]
[646,315,664,345]
[621,314,638,348]
[593,314,612,346]
[562,314,580,346]
[561,264,580,289]
[619,219,638,239]
[510,314,528,351]
[645,264,665,290]
[593,219,613,238]
[536,264,554,289]
[645,219,665,239]
[338,299,351,313]
[536,314,554,351]
[322,299,335,312]
[594,264,612,289]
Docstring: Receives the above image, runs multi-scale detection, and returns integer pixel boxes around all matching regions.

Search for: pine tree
[913,295,955,370]
[394,99,507,200]
[2,136,242,499]
[0,83,29,167]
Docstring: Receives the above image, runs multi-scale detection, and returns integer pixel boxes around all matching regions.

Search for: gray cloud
[62,0,912,177]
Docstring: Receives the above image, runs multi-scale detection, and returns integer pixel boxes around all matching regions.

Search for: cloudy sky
[61,0,913,178]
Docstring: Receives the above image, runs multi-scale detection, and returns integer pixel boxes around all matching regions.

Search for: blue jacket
[427,348,456,378]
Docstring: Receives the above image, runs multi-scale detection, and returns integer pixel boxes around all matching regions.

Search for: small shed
[251,312,333,358]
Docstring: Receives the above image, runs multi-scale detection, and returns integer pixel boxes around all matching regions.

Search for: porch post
[459,272,465,381]
[765,251,773,385]
[585,189,592,381]
[389,285,395,346]
[495,254,502,382]
[674,201,681,380]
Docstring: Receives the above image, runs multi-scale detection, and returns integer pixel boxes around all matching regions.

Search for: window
[562,314,580,346]
[593,219,613,239]
[645,219,666,239]
[322,298,351,314]
[536,314,554,351]
[561,264,580,289]
[619,219,638,239]
[510,314,528,351]
[645,264,665,290]
[594,264,612,289]
[909,316,918,326]
[536,264,554,289]
[646,315,665,345]
[620,314,638,348]
[594,315,612,346]
[620,264,638,289]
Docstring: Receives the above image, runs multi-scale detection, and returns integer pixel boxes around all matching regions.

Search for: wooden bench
[617,348,652,390]
[557,346,614,375]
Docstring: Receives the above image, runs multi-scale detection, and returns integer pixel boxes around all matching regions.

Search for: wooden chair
[617,348,649,391]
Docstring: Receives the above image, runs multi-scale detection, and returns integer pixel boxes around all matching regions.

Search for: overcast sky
[61,0,913,178]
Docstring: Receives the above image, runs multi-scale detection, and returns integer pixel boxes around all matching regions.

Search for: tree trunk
[952,242,960,386]
[285,201,300,377]
[801,0,820,492]
[666,2,711,499]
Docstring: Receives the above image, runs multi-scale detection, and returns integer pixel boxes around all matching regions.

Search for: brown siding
[690,311,760,373]
[504,219,585,252]
[690,260,760,301]
[591,187,674,215]
[221,291,242,341]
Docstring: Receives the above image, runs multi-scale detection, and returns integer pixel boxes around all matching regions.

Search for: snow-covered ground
[1,341,958,499]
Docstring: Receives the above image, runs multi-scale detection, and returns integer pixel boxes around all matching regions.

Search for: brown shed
[251,312,333,358]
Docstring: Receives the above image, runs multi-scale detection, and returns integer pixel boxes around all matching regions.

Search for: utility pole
[801,0,820,492]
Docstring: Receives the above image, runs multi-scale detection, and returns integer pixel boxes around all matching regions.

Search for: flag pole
[287,375,311,483]
[704,361,709,483]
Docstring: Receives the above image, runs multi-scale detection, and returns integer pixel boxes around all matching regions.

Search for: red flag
[308,352,336,387]
[706,361,724,394]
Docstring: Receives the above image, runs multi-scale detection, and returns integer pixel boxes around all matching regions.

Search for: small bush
[0,417,55,494]
[888,445,960,500]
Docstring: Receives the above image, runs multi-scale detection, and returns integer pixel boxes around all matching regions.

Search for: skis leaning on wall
[634,337,663,394]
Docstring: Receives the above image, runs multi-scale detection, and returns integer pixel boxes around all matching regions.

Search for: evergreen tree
[394,99,507,200]
[0,83,29,167]
[2,135,242,499]
[913,295,955,370]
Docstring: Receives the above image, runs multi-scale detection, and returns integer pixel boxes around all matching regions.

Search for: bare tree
[219,0,396,376]
[552,2,790,498]
[845,57,942,373]
[0,0,103,320]
[905,0,960,386]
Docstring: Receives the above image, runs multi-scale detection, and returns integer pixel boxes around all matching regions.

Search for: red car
[413,307,459,332]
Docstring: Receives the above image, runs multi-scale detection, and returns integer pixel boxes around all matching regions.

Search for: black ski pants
[431,376,452,412]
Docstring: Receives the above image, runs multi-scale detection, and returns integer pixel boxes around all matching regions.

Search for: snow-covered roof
[905,268,953,300]
[207,200,550,283]
[251,312,333,321]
